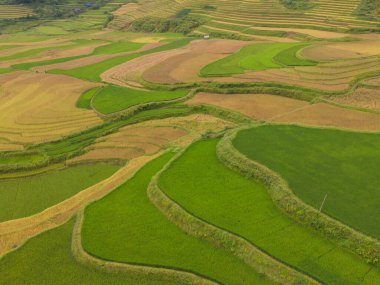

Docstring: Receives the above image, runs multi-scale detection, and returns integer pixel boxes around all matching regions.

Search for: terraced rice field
[233,125,380,238]
[69,114,232,163]
[0,218,171,285]
[1,1,380,284]
[200,42,316,76]
[0,5,33,19]
[0,71,102,145]
[91,85,188,114]
[0,162,120,222]
[82,153,273,285]
[186,92,380,131]
[158,139,380,285]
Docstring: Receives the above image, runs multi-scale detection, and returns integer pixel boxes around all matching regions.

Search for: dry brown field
[0,71,102,145]
[187,92,380,131]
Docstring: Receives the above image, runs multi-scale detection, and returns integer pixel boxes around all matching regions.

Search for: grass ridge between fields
[148,138,320,285]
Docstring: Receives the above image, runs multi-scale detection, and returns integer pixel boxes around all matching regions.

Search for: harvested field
[143,52,224,84]
[326,88,380,112]
[364,76,380,86]
[112,3,139,16]
[0,42,107,69]
[34,42,161,73]
[277,102,380,131]
[115,39,251,85]
[187,92,380,131]
[187,93,308,120]
[301,41,380,61]
[0,71,102,144]
[69,114,232,164]
[50,39,190,82]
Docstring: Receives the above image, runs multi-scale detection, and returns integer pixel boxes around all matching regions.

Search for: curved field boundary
[72,209,218,285]
[217,126,380,265]
[91,87,197,118]
[0,153,161,257]
[147,144,320,285]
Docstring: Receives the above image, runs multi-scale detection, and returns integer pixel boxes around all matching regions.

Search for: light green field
[91,85,188,114]
[82,153,273,285]
[0,162,120,222]
[158,139,380,285]
[0,218,172,285]
[200,42,316,77]
[233,125,380,239]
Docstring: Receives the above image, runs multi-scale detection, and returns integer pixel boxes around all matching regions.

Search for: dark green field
[233,125,380,239]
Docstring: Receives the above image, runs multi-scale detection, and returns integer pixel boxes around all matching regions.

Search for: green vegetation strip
[200,42,316,77]
[0,219,173,285]
[0,162,120,222]
[91,85,189,114]
[232,125,380,240]
[11,40,144,70]
[82,153,272,285]
[50,38,193,82]
[159,139,380,284]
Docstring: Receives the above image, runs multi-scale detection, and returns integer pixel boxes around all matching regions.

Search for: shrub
[128,16,205,34]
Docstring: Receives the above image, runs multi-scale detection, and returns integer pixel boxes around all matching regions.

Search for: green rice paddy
[91,85,188,114]
[158,139,380,285]
[0,219,171,285]
[200,42,316,77]
[233,125,380,239]
[0,162,120,222]
[82,152,273,285]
